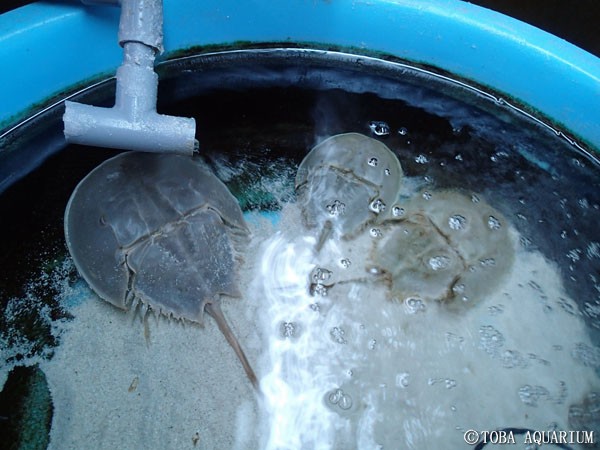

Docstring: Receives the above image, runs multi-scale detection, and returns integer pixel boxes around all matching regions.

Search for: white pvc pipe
[63,0,197,155]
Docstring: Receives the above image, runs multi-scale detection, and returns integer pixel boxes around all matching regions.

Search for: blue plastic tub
[0,0,599,151]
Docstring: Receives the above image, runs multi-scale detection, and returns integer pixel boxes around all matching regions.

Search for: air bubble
[479,325,505,357]
[571,342,600,368]
[488,304,504,315]
[330,327,347,344]
[488,215,501,230]
[448,214,467,230]
[326,199,346,217]
[518,385,550,407]
[368,157,379,167]
[312,284,328,297]
[280,321,298,339]
[368,339,377,350]
[395,372,410,388]
[311,267,332,283]
[479,258,496,267]
[370,198,386,214]
[405,297,426,314]
[384,168,391,176]
[327,388,353,410]
[338,393,353,410]
[340,258,351,268]
[428,255,451,271]
[398,127,408,136]
[370,228,383,238]
[392,205,405,217]
[415,154,429,164]
[452,283,465,295]
[369,121,390,136]
[501,350,527,369]
[445,332,465,347]
[422,191,432,200]
[445,379,457,389]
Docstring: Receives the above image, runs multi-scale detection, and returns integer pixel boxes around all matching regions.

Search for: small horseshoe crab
[369,190,515,309]
[295,133,403,250]
[64,152,258,388]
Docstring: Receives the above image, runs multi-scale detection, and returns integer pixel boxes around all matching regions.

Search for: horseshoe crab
[369,190,515,308]
[295,133,403,249]
[64,152,258,388]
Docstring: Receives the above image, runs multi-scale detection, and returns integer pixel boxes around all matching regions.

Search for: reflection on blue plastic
[0,0,599,149]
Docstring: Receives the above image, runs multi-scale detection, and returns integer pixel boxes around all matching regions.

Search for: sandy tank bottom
[30,198,599,450]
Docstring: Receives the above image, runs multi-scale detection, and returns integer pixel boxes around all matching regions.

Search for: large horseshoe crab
[295,133,403,250]
[369,190,515,308]
[64,152,258,388]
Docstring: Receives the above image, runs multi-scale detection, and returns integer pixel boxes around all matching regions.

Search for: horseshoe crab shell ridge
[64,152,258,388]
[295,133,404,247]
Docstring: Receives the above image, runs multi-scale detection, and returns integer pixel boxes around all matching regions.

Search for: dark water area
[1,50,599,348]
[0,49,599,450]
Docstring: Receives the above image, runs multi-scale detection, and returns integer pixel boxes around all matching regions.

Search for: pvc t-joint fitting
[63,0,198,155]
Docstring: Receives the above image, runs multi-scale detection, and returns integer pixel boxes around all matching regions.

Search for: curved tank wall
[0,0,599,150]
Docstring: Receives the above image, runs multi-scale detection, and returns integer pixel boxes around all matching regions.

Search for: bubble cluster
[415,154,429,164]
[501,349,528,369]
[487,215,502,230]
[311,283,328,297]
[369,121,391,136]
[311,267,332,284]
[448,214,467,230]
[327,388,353,410]
[569,392,600,432]
[310,267,333,297]
[370,228,383,238]
[392,205,405,217]
[479,325,505,357]
[370,199,387,214]
[571,342,600,368]
[340,258,352,268]
[428,255,451,271]
[327,200,346,217]
[428,377,457,389]
[404,297,426,314]
[280,321,299,339]
[330,327,347,344]
[518,384,550,406]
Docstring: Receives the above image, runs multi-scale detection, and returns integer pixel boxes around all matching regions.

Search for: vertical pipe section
[63,0,197,155]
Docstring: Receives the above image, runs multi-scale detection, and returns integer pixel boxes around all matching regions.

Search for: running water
[0,169,598,449]
[1,51,599,449]
[252,201,598,450]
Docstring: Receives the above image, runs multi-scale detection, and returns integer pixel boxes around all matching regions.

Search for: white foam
[4,200,595,450]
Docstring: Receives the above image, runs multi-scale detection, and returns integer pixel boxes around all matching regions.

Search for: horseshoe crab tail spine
[205,302,259,390]
[315,220,333,253]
